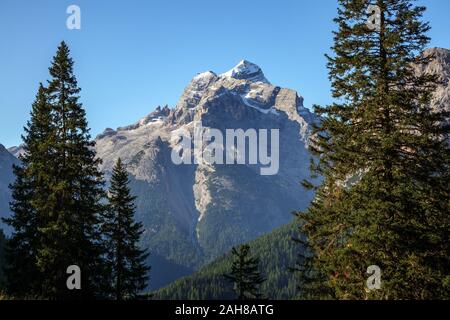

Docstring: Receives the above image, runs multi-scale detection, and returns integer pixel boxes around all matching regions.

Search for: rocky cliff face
[415,47,450,115]
[93,52,450,288]
[0,144,20,234]
[93,60,319,287]
[3,49,449,289]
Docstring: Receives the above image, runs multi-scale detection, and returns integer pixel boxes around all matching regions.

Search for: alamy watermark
[366,4,381,32]
[170,121,280,176]
[66,5,81,30]
[366,265,382,290]
[66,265,81,290]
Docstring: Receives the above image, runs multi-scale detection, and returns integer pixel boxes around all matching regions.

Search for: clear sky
[1,0,449,148]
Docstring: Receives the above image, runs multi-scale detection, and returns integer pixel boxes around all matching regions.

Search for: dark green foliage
[296,0,450,299]
[36,41,107,300]
[4,42,108,299]
[154,221,299,300]
[103,158,150,300]
[3,84,52,298]
[224,244,266,300]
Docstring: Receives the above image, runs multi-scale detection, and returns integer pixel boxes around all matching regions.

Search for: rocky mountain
[152,48,450,295]
[0,144,20,235]
[94,60,319,288]
[7,145,25,158]
[414,47,450,115]
[2,49,449,290]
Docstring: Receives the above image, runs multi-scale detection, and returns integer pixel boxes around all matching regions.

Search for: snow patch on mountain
[240,94,279,115]
[221,60,270,84]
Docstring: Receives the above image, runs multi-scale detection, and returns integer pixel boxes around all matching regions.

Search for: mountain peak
[221,60,270,84]
[424,47,450,55]
[421,47,450,67]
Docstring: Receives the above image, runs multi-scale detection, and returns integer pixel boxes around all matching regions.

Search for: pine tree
[3,84,54,298]
[224,245,266,300]
[103,158,149,300]
[32,41,107,299]
[296,0,450,299]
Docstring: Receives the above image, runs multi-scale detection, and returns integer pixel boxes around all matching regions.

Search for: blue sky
[1,0,449,148]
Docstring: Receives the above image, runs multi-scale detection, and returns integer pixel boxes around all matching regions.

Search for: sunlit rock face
[93,60,319,288]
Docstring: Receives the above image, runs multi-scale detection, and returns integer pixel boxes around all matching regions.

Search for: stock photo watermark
[66,265,81,290]
[366,265,382,290]
[170,121,280,176]
[66,5,81,30]
[366,4,381,31]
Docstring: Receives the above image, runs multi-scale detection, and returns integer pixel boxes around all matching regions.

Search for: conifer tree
[296,0,449,299]
[14,42,104,299]
[224,245,266,300]
[32,42,107,299]
[103,158,149,300]
[3,84,53,298]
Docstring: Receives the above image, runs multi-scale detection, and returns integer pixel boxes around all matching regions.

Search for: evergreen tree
[3,84,53,298]
[224,245,266,300]
[4,41,107,299]
[103,158,149,300]
[32,41,108,300]
[296,0,449,299]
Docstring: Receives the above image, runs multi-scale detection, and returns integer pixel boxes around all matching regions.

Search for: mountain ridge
[0,145,20,235]
[2,50,450,290]
[92,59,319,288]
